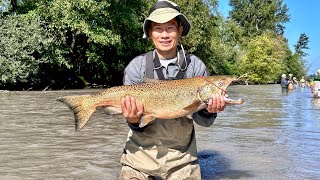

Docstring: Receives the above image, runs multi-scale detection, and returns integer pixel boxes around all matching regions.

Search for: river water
[0,84,319,180]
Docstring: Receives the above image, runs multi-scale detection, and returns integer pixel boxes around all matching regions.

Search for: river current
[0,84,319,179]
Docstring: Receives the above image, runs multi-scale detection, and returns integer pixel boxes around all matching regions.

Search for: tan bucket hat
[143,0,191,38]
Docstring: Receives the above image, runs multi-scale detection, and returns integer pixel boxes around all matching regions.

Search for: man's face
[149,19,182,57]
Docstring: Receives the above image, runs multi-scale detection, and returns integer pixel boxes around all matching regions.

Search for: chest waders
[145,50,191,80]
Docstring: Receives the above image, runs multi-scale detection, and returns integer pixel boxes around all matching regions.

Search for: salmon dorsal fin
[142,78,163,83]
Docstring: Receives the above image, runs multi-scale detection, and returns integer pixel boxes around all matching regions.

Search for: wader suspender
[145,50,191,80]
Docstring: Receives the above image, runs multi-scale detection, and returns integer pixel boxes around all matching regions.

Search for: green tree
[294,33,309,57]
[34,0,150,87]
[175,0,232,75]
[229,0,290,37]
[284,33,309,78]
[205,19,244,75]
[0,13,51,87]
[0,0,305,89]
[1,0,43,15]
[0,0,167,88]
[237,32,289,83]
[285,53,306,79]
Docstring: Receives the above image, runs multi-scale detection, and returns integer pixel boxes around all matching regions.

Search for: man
[280,74,289,92]
[292,77,298,89]
[287,73,294,90]
[300,76,305,88]
[311,69,320,97]
[288,73,293,81]
[119,1,226,179]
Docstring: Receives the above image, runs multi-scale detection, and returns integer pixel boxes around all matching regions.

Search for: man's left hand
[206,94,226,113]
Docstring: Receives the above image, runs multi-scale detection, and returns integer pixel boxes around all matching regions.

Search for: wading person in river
[281,74,289,93]
[119,0,226,179]
[300,77,305,88]
[311,69,320,97]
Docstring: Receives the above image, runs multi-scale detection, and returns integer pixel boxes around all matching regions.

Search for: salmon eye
[217,82,223,86]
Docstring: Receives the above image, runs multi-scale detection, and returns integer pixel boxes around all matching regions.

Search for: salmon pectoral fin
[183,101,202,112]
[139,114,156,128]
[57,95,95,131]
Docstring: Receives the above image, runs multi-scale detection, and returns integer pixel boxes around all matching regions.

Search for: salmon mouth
[224,97,245,105]
[221,90,227,96]
[201,96,244,105]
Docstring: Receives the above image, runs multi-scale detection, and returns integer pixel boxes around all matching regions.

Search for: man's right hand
[121,95,144,124]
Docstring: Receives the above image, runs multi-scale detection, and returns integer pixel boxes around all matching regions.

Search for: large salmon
[57,76,244,131]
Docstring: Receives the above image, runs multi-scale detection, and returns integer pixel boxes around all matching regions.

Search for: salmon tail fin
[57,95,96,131]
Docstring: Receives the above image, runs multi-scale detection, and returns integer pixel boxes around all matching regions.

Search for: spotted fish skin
[57,76,244,131]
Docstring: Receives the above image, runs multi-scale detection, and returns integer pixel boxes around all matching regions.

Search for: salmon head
[196,76,242,104]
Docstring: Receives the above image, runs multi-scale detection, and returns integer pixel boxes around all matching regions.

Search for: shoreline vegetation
[1,0,309,91]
